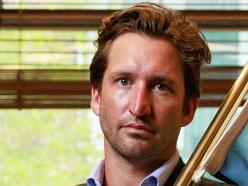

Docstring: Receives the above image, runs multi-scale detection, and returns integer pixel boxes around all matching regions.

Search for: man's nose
[128,84,152,117]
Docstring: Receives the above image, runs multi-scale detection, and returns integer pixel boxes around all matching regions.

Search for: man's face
[91,33,197,162]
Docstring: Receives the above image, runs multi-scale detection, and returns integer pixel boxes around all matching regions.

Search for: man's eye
[118,78,131,86]
[154,84,168,91]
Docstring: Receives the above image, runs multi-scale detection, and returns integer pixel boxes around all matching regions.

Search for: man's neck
[104,157,153,186]
[103,145,175,186]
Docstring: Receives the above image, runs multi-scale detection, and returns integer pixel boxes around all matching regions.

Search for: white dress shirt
[87,150,180,186]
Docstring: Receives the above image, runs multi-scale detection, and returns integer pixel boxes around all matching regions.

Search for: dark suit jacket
[76,158,235,186]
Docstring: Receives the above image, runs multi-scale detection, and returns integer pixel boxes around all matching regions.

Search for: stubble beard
[100,116,166,163]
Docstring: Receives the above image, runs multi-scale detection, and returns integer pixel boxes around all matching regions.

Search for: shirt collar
[87,150,180,186]
[87,160,105,186]
[140,150,180,186]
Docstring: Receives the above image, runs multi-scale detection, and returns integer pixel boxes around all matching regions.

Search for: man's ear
[181,98,198,127]
[90,85,101,116]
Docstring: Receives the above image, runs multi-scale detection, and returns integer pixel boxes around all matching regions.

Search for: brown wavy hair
[90,2,211,101]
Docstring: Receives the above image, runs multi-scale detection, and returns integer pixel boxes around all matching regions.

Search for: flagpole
[174,62,248,186]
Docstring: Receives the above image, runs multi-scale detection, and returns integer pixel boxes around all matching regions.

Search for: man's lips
[123,122,155,133]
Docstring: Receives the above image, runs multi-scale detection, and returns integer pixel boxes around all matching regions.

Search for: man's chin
[113,143,157,161]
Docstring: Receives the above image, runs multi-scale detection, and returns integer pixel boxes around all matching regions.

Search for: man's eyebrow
[109,71,135,78]
[152,75,176,85]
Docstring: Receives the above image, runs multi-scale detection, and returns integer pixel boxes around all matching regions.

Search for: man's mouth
[123,122,156,134]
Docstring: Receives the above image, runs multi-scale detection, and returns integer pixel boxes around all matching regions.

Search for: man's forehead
[105,33,183,77]
[108,33,180,60]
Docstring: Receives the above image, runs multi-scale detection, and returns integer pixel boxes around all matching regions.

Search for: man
[78,3,233,186]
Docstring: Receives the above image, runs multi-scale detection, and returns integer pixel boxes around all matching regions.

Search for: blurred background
[0,0,247,185]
